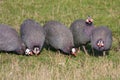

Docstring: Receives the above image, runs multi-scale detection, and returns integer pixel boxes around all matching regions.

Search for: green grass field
[0,0,120,80]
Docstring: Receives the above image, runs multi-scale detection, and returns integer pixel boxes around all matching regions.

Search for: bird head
[62,46,77,56]
[33,47,40,55]
[96,39,104,49]
[16,42,26,55]
[70,47,77,57]
[85,16,93,25]
[25,48,33,55]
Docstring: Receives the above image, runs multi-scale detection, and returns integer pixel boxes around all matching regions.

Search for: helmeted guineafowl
[0,24,25,54]
[90,26,112,56]
[43,20,77,56]
[20,19,45,55]
[70,17,94,55]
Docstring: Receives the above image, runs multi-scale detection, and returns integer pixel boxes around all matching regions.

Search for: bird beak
[71,52,77,57]
[28,52,34,56]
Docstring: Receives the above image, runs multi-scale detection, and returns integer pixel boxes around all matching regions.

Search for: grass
[0,0,120,80]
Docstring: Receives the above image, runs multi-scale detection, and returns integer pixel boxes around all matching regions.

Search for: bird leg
[77,47,80,53]
[56,50,61,55]
[47,47,51,53]
[82,45,89,55]
[103,51,106,56]
[58,50,61,54]
[91,47,95,56]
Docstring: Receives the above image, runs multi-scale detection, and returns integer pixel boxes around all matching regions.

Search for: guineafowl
[70,17,94,55]
[20,19,45,55]
[0,24,25,54]
[90,26,112,56]
[43,20,77,56]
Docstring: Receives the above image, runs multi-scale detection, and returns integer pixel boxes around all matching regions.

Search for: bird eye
[101,43,104,46]
[97,42,100,46]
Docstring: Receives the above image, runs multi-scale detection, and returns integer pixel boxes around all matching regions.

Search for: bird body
[70,17,94,55]
[44,20,76,56]
[90,26,112,51]
[20,19,45,55]
[0,24,25,54]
